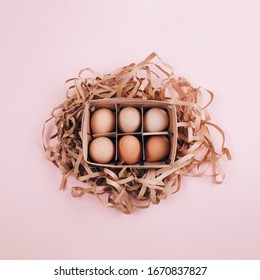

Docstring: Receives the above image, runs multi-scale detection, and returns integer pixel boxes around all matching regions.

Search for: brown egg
[118,135,142,164]
[144,108,169,132]
[118,107,141,132]
[89,137,115,163]
[90,108,115,134]
[145,136,170,162]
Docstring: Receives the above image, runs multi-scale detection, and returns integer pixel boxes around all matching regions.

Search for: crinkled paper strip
[43,53,231,214]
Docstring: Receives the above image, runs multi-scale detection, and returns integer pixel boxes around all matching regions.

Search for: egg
[118,135,142,164]
[145,136,170,162]
[89,137,115,163]
[91,108,115,134]
[144,108,169,132]
[118,107,141,132]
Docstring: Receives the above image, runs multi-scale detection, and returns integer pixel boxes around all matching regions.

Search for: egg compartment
[142,134,173,167]
[87,102,117,136]
[116,134,144,166]
[142,105,170,133]
[87,133,117,166]
[117,104,142,133]
[82,98,177,168]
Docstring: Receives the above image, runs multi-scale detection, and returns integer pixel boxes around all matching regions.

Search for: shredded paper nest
[43,53,231,214]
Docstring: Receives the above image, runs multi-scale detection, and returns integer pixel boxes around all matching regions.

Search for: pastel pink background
[0,0,259,260]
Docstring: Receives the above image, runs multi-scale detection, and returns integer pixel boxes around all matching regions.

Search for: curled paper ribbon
[43,52,231,214]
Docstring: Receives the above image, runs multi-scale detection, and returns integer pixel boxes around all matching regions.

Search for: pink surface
[1,0,260,260]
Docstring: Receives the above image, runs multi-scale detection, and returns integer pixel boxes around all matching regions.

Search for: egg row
[89,135,170,164]
[90,107,169,134]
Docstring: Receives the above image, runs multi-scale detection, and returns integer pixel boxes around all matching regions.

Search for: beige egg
[144,108,169,132]
[91,108,115,134]
[89,137,115,163]
[118,135,142,164]
[118,107,141,132]
[145,136,170,162]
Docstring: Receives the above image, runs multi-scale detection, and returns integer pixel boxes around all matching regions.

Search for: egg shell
[118,135,142,164]
[145,136,170,162]
[89,137,115,163]
[90,108,115,134]
[118,107,141,133]
[144,108,169,132]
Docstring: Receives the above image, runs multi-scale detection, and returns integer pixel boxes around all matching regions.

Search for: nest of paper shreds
[43,53,231,214]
